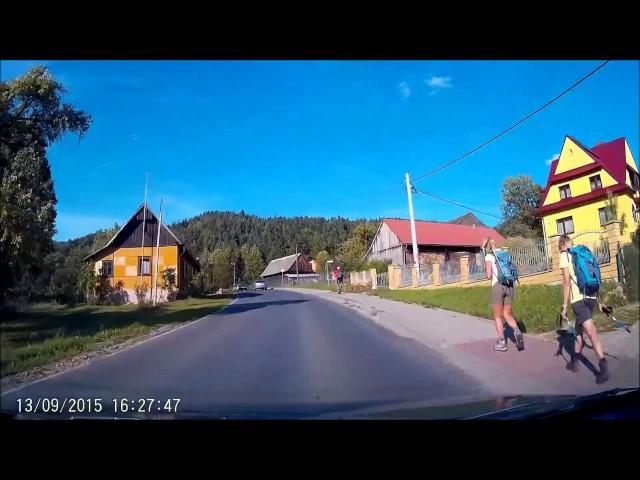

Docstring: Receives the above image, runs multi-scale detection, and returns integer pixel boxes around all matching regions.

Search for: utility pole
[295,245,299,285]
[232,262,236,287]
[139,173,149,301]
[405,173,420,278]
[153,197,163,306]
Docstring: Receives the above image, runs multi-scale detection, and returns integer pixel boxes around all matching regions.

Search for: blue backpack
[493,250,519,286]
[567,245,601,296]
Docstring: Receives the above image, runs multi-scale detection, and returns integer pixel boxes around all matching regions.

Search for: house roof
[84,202,199,268]
[448,212,486,227]
[260,253,302,278]
[540,136,633,215]
[382,218,505,248]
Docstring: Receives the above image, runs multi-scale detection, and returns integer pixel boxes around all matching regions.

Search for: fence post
[350,272,356,284]
[603,220,622,262]
[548,234,562,271]
[388,265,398,290]
[432,263,441,286]
[370,268,378,289]
[460,255,469,283]
[411,265,418,288]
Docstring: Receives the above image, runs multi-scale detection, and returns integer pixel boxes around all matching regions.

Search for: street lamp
[231,262,236,288]
[326,260,334,285]
[281,268,285,286]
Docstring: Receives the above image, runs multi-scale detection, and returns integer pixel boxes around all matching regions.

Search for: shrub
[599,280,627,307]
[621,243,639,302]
[134,283,149,305]
[161,268,177,302]
[367,259,392,273]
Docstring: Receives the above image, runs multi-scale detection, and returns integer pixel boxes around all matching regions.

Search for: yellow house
[84,203,200,303]
[540,136,640,245]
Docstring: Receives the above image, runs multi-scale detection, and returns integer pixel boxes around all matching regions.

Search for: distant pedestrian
[483,238,524,352]
[335,266,344,294]
[558,234,609,384]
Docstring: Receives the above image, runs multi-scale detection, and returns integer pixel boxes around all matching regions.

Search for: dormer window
[589,175,602,191]
[559,184,572,199]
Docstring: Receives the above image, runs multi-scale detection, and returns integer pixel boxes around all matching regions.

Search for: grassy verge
[370,285,639,335]
[1,297,230,377]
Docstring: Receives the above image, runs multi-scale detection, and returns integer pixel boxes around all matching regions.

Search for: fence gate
[400,265,413,287]
[377,272,388,287]
[418,263,433,286]
[468,252,486,281]
[508,238,553,276]
[440,258,461,284]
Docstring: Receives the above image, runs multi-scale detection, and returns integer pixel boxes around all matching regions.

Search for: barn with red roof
[364,214,505,267]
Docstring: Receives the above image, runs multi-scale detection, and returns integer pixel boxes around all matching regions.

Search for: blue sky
[1,60,638,241]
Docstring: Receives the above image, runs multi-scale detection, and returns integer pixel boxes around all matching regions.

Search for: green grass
[1,297,230,377]
[370,285,639,335]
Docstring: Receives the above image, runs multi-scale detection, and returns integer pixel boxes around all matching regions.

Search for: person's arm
[560,253,571,317]
[484,253,493,280]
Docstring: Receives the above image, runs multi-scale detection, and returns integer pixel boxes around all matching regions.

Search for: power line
[412,60,611,183]
[413,187,502,220]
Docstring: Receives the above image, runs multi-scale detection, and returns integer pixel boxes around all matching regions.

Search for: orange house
[85,203,200,303]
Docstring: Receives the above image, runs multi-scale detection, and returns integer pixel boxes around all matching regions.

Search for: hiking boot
[566,356,579,373]
[494,338,508,352]
[514,328,525,351]
[596,358,610,384]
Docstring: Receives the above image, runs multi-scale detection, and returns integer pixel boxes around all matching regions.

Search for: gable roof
[382,218,505,248]
[540,136,633,215]
[260,253,301,278]
[84,203,199,267]
[448,212,486,227]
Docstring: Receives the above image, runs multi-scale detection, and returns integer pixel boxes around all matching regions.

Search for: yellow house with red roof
[540,136,639,245]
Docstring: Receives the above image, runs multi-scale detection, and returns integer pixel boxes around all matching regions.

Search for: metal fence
[418,263,434,286]
[468,252,486,281]
[508,239,552,276]
[377,272,388,287]
[400,265,413,287]
[440,258,461,284]
[572,231,610,264]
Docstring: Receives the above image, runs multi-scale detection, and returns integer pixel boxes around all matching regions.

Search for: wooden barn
[259,253,318,288]
[84,203,200,303]
[364,215,505,266]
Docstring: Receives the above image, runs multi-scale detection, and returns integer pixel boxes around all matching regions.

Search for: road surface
[1,289,487,418]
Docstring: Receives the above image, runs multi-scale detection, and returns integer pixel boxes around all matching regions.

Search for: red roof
[383,218,505,248]
[540,136,631,214]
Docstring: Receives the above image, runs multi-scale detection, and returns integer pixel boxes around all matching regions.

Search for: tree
[336,222,378,272]
[78,262,98,304]
[0,66,91,302]
[497,175,544,238]
[314,250,330,273]
[161,267,177,302]
[241,245,265,283]
[207,248,235,290]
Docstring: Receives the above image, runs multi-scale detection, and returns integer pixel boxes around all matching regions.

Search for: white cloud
[425,75,453,96]
[398,81,411,99]
[425,76,453,89]
[545,153,560,165]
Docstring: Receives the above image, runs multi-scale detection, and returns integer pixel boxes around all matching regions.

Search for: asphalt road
[1,289,487,419]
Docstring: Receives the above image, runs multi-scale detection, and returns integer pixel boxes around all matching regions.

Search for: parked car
[234,283,248,292]
[255,280,267,291]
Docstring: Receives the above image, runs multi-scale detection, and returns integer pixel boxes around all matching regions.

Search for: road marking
[1,297,240,397]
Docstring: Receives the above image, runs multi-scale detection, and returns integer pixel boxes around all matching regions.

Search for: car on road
[234,283,248,292]
[255,280,267,290]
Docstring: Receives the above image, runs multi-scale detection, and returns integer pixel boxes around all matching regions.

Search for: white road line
[1,297,239,397]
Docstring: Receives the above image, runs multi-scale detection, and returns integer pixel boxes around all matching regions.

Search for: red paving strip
[452,335,602,392]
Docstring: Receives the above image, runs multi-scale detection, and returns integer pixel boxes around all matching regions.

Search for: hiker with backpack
[483,238,525,352]
[335,266,344,294]
[558,234,609,384]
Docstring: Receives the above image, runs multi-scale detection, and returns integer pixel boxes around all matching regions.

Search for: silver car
[254,280,267,291]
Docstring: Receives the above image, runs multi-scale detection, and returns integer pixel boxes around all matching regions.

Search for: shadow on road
[221,299,309,315]
[554,331,599,376]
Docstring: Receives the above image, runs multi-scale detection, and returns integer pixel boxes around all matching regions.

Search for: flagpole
[153,198,163,306]
[139,173,148,301]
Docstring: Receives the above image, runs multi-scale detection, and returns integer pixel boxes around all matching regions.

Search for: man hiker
[335,266,344,294]
[559,234,609,384]
[483,238,525,352]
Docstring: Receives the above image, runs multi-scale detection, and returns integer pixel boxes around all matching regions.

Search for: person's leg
[582,319,605,361]
[567,328,583,372]
[503,304,518,330]
[493,303,505,338]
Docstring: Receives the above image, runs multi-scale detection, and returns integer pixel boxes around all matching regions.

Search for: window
[137,256,151,275]
[630,168,640,192]
[589,175,602,191]
[101,260,113,277]
[599,207,615,225]
[559,184,572,199]
[557,217,574,235]
[632,204,639,223]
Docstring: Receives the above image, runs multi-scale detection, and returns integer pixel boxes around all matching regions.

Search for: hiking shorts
[572,298,596,327]
[492,284,515,306]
